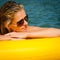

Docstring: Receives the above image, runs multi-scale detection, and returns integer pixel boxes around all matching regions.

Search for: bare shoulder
[27,26,49,31]
[27,26,60,32]
[27,26,41,31]
[27,26,41,29]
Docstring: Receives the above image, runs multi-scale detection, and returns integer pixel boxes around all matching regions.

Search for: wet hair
[0,1,24,35]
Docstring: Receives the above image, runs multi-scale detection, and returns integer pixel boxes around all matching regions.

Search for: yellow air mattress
[0,37,60,60]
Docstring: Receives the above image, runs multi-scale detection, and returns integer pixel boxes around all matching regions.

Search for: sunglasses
[17,15,28,26]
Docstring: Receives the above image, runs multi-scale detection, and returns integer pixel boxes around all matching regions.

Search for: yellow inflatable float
[0,37,60,60]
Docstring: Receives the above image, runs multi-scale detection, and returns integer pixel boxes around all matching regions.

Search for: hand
[5,32,28,39]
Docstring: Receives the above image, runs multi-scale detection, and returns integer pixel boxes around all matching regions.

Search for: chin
[21,27,27,31]
[21,29,27,32]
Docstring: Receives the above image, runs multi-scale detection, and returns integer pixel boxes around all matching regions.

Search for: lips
[21,28,27,32]
[19,26,27,31]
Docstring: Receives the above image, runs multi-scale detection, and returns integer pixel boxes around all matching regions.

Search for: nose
[23,20,28,26]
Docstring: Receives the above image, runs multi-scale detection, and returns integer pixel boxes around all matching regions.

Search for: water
[0,0,60,28]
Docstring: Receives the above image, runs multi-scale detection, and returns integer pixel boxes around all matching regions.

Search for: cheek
[14,27,21,32]
[8,24,17,31]
[10,26,22,32]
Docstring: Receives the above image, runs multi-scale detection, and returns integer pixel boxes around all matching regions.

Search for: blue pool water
[0,0,60,28]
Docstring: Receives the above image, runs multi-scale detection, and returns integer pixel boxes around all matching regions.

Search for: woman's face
[9,9,28,32]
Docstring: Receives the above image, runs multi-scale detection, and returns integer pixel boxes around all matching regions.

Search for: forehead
[13,9,26,22]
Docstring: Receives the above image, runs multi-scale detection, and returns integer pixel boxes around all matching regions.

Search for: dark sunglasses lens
[17,15,28,26]
[17,19,24,26]
[24,15,28,22]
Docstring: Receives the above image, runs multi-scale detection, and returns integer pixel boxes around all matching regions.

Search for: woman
[0,1,60,40]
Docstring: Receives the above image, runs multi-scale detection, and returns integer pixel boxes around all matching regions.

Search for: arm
[27,28,60,38]
[4,28,60,40]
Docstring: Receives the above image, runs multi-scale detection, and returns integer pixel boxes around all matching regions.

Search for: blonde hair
[0,1,24,34]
